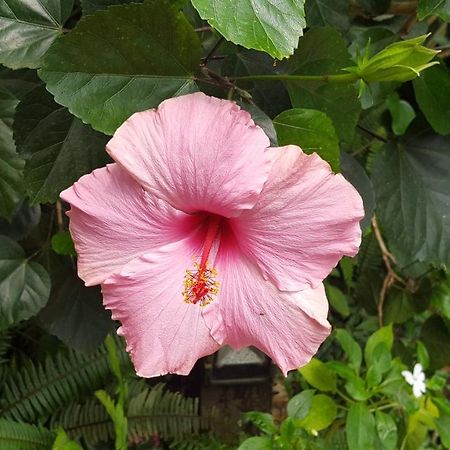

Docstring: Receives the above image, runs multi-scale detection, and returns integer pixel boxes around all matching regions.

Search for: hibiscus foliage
[1,0,450,449]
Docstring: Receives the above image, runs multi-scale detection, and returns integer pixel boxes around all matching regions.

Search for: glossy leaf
[365,325,393,367]
[305,0,350,30]
[39,1,200,134]
[283,27,360,142]
[14,85,109,204]
[372,134,450,266]
[0,0,74,69]
[414,65,450,135]
[273,108,340,172]
[0,236,50,330]
[191,0,306,59]
[0,86,24,218]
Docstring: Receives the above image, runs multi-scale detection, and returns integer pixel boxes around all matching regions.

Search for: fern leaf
[0,419,54,450]
[0,335,129,423]
[52,384,202,447]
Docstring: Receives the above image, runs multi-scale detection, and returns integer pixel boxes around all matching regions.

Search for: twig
[357,124,388,143]
[195,26,213,32]
[372,216,406,326]
[202,37,224,66]
[56,200,64,231]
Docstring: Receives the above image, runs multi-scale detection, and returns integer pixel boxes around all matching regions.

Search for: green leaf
[386,94,416,136]
[384,287,428,324]
[243,412,277,435]
[287,390,314,420]
[346,403,376,450]
[273,108,340,172]
[298,358,337,392]
[334,329,362,372]
[38,267,112,353]
[0,0,74,69]
[51,231,75,256]
[13,85,110,204]
[372,134,450,266]
[0,201,40,240]
[366,344,391,388]
[414,65,450,135]
[0,86,24,218]
[436,415,450,449]
[365,325,393,367]
[296,394,337,432]
[0,236,50,330]
[375,410,397,450]
[283,27,360,142]
[325,284,350,317]
[191,0,306,59]
[0,419,54,450]
[340,151,375,229]
[305,0,350,30]
[345,376,372,401]
[416,341,430,371]
[421,316,450,370]
[417,0,450,20]
[52,428,83,450]
[237,436,273,450]
[39,1,200,135]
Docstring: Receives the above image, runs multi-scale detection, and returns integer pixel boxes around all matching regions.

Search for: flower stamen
[182,215,222,306]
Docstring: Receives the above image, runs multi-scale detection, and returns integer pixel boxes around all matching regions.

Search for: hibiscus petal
[231,145,364,291]
[102,239,221,377]
[106,92,271,217]
[61,163,199,286]
[202,240,331,375]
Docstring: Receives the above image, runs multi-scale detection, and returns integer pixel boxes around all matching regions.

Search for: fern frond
[52,384,202,447]
[0,419,54,450]
[0,335,129,423]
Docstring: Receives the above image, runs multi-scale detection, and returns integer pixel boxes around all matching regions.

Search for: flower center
[183,215,221,306]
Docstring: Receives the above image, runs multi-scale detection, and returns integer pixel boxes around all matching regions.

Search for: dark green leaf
[414,65,450,135]
[14,85,110,204]
[0,236,50,330]
[417,0,450,20]
[273,108,340,172]
[239,102,277,146]
[0,66,40,99]
[298,358,337,392]
[340,151,375,229]
[346,403,376,450]
[384,286,430,324]
[345,376,372,401]
[416,341,430,371]
[357,0,390,14]
[0,419,54,450]
[372,134,450,266]
[421,316,450,370]
[283,27,360,142]
[0,0,74,69]
[39,1,200,135]
[436,415,450,449]
[191,0,306,59]
[223,50,291,118]
[305,0,350,30]
[0,86,24,218]
[287,390,314,420]
[0,200,40,240]
[38,268,112,353]
[80,0,142,13]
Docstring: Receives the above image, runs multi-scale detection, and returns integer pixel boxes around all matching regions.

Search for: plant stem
[231,72,359,83]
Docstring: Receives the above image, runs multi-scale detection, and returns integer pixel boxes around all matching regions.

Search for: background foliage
[0,0,450,448]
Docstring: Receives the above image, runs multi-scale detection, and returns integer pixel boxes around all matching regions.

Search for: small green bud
[345,35,439,83]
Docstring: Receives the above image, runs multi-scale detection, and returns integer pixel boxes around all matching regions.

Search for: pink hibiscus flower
[61,93,364,377]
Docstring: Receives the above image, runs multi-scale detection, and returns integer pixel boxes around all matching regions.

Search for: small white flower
[401,363,426,398]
